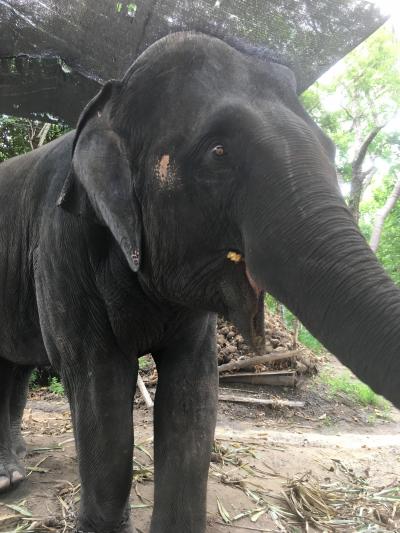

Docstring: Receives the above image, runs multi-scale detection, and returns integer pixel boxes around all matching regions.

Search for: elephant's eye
[211,144,225,157]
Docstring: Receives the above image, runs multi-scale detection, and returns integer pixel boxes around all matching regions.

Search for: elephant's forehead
[127,32,267,93]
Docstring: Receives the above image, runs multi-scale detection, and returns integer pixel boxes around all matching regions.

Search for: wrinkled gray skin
[1,32,400,533]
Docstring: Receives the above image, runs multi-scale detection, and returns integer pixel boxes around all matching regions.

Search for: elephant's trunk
[242,126,400,407]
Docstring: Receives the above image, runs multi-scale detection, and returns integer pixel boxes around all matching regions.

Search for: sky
[371,0,400,31]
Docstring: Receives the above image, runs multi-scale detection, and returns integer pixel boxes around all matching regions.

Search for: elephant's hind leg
[0,359,28,492]
[10,366,32,459]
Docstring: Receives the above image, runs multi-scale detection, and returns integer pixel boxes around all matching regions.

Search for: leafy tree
[360,165,400,285]
[291,26,400,343]
[302,25,400,295]
[302,26,400,225]
[370,170,400,253]
[0,115,70,162]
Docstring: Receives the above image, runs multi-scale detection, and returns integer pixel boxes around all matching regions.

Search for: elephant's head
[60,32,400,406]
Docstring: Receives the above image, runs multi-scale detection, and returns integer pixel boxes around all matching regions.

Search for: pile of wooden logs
[138,313,319,406]
[216,314,318,385]
[217,314,294,366]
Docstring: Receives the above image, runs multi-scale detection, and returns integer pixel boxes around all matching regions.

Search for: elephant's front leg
[64,353,138,533]
[151,314,218,533]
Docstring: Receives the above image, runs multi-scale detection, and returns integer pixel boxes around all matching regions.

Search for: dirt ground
[1,356,400,533]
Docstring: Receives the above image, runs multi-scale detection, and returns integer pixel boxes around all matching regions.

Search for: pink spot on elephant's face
[156,154,169,182]
[154,154,179,189]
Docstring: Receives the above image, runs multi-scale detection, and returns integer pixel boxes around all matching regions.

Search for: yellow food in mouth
[227,251,243,263]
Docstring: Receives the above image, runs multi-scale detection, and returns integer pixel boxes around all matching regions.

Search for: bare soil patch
[1,356,400,533]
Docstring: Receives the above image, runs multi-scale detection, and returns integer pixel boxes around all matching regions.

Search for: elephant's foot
[76,527,135,533]
[0,452,26,492]
[77,511,134,533]
[11,429,27,459]
[119,518,134,533]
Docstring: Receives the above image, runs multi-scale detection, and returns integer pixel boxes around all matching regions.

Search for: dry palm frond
[0,500,44,533]
[133,461,154,484]
[211,440,257,467]
[281,465,400,532]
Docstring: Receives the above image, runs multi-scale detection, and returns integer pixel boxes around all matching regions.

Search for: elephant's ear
[57,81,142,272]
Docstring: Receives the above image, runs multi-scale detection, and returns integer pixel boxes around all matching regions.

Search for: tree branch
[38,123,51,147]
[352,125,385,171]
[370,172,400,253]
[362,165,377,191]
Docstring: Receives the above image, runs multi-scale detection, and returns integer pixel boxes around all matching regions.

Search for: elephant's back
[0,132,74,267]
[0,132,74,363]
[0,132,74,211]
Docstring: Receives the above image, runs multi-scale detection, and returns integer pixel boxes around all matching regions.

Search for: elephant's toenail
[11,470,24,483]
[0,476,10,491]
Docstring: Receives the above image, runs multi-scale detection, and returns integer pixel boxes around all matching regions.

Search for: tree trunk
[37,123,51,147]
[292,318,300,348]
[348,169,366,224]
[348,126,384,222]
[370,173,400,253]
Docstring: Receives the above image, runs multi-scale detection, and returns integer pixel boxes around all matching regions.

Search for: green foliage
[264,294,325,355]
[376,213,400,284]
[0,116,70,162]
[264,293,279,313]
[284,308,325,354]
[320,369,389,409]
[127,3,137,17]
[302,25,400,188]
[371,169,400,284]
[358,169,400,284]
[29,369,39,389]
[302,25,400,282]
[139,355,152,370]
[48,377,64,395]
[28,368,64,393]
[115,2,136,17]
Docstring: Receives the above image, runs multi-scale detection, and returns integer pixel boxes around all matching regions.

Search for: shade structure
[0,0,387,125]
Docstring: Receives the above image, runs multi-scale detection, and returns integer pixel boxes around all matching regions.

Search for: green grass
[265,293,279,313]
[320,369,389,409]
[48,376,64,395]
[265,295,326,355]
[322,414,333,427]
[264,295,326,355]
[298,328,325,354]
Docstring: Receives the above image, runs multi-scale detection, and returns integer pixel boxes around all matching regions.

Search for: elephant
[0,30,400,533]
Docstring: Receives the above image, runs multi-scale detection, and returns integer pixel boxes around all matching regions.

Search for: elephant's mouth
[223,249,265,353]
[226,250,262,298]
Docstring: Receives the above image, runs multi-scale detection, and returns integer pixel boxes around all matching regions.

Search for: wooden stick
[218,394,304,408]
[219,370,296,387]
[216,522,275,532]
[137,373,153,408]
[218,350,300,374]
